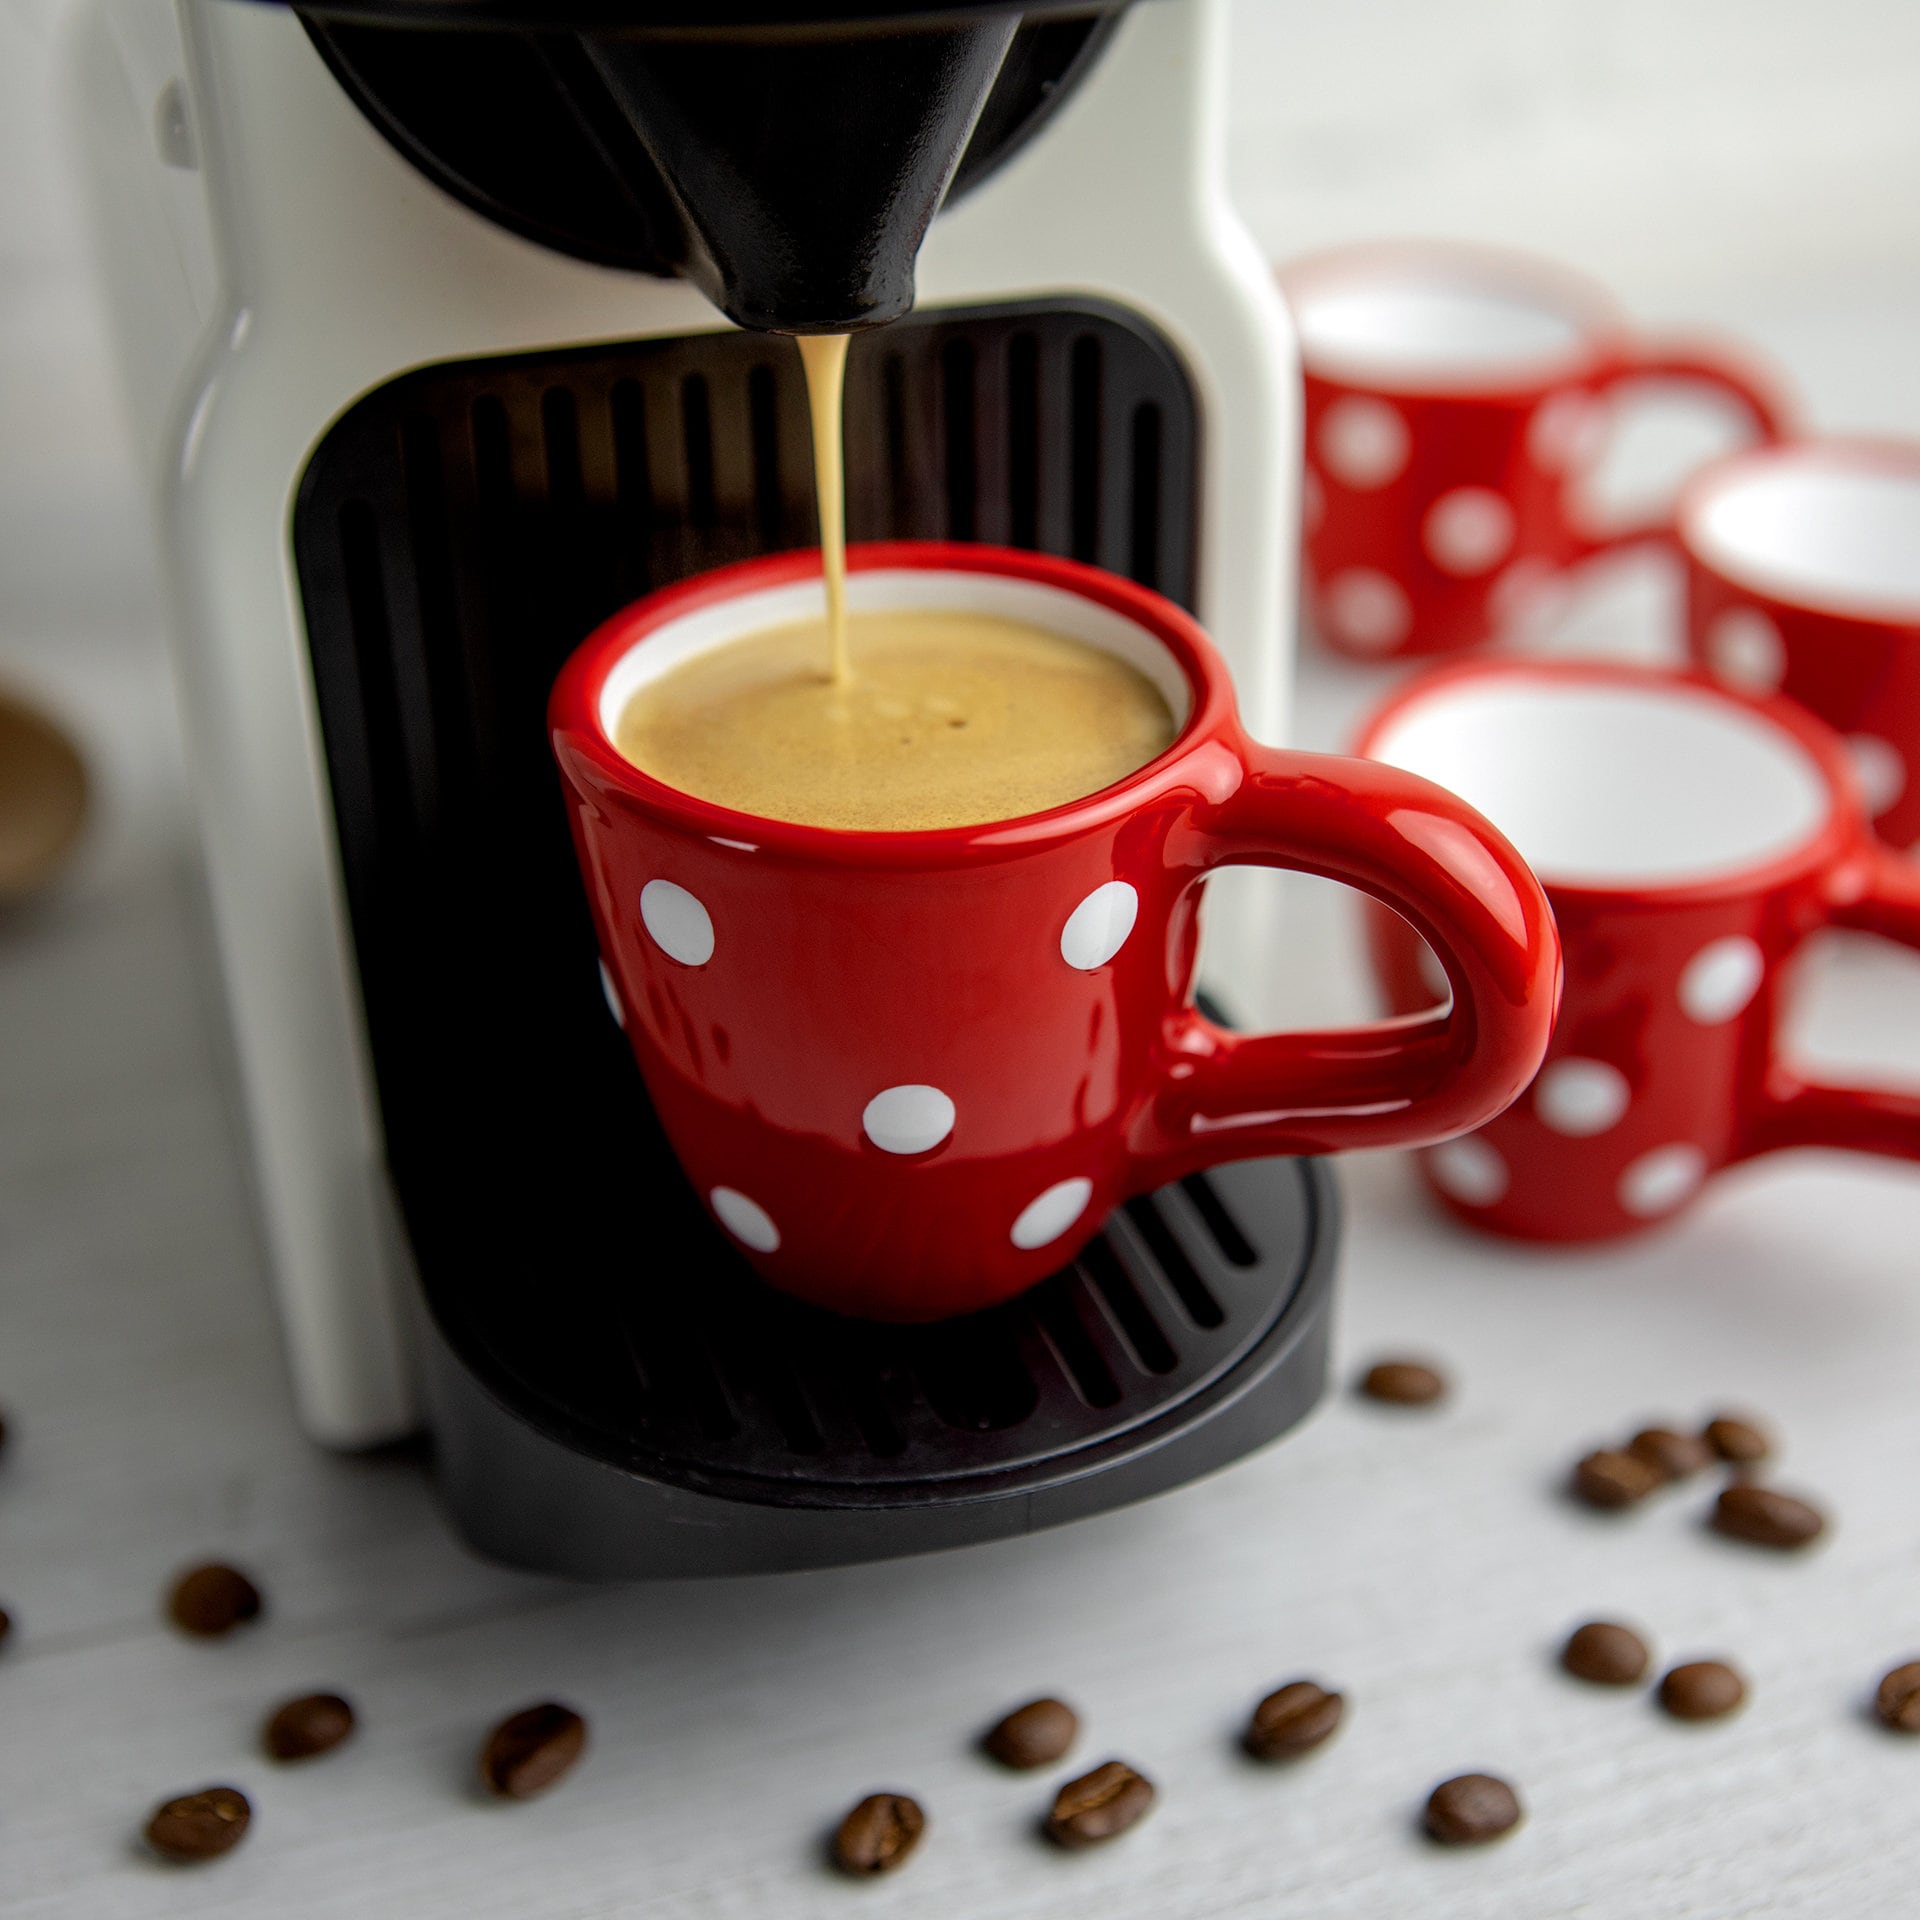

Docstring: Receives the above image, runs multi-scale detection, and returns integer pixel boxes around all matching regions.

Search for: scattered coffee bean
[1561,1621,1650,1687]
[1710,1483,1825,1550]
[264,1691,356,1762]
[1571,1447,1663,1509]
[1629,1427,1714,1480]
[478,1702,587,1799]
[1358,1359,1447,1406]
[0,1606,12,1649]
[1876,1663,1920,1732]
[1659,1660,1746,1721]
[145,1786,251,1862]
[1245,1680,1344,1759]
[167,1563,263,1638]
[1424,1773,1522,1845]
[1045,1760,1155,1848]
[982,1697,1078,1770]
[832,1792,925,1875]
[1703,1414,1771,1464]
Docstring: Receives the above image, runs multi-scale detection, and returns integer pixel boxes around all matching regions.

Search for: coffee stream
[796,332,852,687]
[613,329,1177,831]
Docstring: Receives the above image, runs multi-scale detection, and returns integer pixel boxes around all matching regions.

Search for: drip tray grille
[425,1157,1336,1575]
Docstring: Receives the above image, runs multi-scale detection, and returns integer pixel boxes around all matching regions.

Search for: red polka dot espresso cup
[550,542,1559,1320]
[1357,658,1920,1243]
[1280,242,1788,662]
[1682,439,1920,851]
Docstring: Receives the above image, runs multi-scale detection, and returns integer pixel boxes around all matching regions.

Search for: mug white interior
[596,565,1194,750]
[1685,446,1920,621]
[1368,676,1834,889]
[1285,250,1604,389]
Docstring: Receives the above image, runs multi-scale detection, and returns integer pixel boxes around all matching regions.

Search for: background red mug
[1683,437,1920,851]
[1358,658,1920,1243]
[550,542,1558,1320]
[1281,241,1790,662]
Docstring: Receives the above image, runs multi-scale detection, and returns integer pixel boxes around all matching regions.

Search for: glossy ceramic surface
[550,542,1558,1319]
[1684,437,1920,852]
[1282,242,1787,662]
[1360,657,1920,1243]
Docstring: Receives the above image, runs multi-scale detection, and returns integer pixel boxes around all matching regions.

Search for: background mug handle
[1561,337,1794,560]
[1743,841,1920,1160]
[1134,747,1559,1185]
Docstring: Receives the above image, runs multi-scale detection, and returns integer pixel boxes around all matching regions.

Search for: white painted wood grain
[8,6,1920,1913]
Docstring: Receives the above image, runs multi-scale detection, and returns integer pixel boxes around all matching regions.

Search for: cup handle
[1133,746,1559,1183]
[1562,338,1793,558]
[1742,841,1920,1160]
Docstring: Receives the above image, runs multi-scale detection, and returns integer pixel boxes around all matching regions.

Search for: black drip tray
[422,1157,1338,1578]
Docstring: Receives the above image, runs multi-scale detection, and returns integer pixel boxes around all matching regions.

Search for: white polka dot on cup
[1705,607,1786,693]
[1679,936,1765,1024]
[1318,396,1410,489]
[1322,569,1412,653]
[1427,1136,1508,1206]
[1060,881,1138,971]
[1526,391,1608,471]
[1618,1144,1706,1219]
[598,958,625,1029]
[710,1186,779,1252]
[1846,733,1906,818]
[862,1084,955,1156]
[1011,1177,1093,1251]
[1422,487,1516,577]
[640,879,714,967]
[1534,1058,1630,1137]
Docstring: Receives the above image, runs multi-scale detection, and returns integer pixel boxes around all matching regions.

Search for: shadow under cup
[1360,662,1906,1243]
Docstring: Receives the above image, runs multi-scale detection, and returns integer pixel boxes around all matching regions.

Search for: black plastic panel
[301,12,1121,282]
[281,301,1332,1577]
[424,1157,1337,1577]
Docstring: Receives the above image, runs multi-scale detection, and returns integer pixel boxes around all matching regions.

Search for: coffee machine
[69,0,1331,1575]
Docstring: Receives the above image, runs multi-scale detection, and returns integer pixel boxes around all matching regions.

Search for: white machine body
[66,0,1300,1447]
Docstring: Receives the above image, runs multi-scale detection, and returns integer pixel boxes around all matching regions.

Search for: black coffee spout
[582,17,1019,334]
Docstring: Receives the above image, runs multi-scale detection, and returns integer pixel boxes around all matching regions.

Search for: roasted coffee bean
[1571,1448,1663,1509]
[982,1697,1078,1770]
[145,1786,251,1861]
[167,1563,263,1638]
[1710,1483,1825,1550]
[1876,1662,1920,1732]
[0,1606,12,1649]
[1659,1660,1746,1721]
[1245,1680,1344,1759]
[1561,1621,1650,1686]
[1628,1427,1714,1480]
[1358,1359,1447,1405]
[1703,1414,1771,1464]
[264,1692,356,1761]
[1424,1773,1522,1845]
[832,1792,925,1875]
[478,1702,587,1799]
[1045,1761,1155,1848]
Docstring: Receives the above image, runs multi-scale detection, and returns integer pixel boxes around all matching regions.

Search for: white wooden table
[11,11,1920,1900]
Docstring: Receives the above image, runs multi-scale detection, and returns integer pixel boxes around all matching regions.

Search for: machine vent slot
[1069,332,1103,562]
[1122,1191,1225,1328]
[913,1319,1039,1434]
[1179,1172,1257,1269]
[1006,331,1040,549]
[942,336,978,540]
[1032,1277,1122,1409]
[1079,1236,1179,1375]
